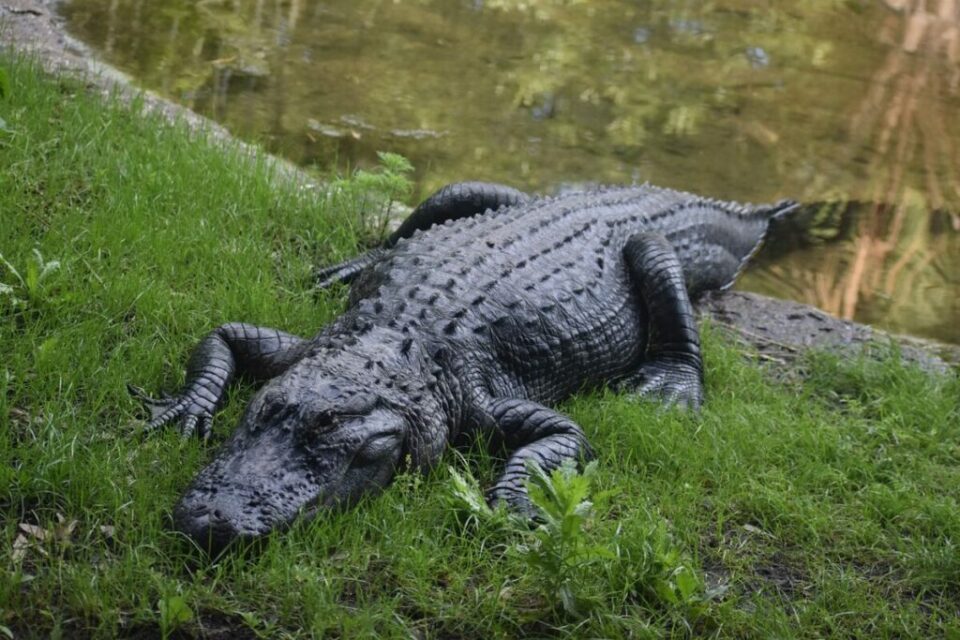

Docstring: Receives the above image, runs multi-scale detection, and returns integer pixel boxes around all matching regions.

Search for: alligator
[131,181,797,554]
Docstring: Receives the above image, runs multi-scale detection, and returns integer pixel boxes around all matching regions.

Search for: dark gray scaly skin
[132,181,796,554]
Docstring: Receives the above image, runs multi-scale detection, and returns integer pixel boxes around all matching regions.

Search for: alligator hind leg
[482,398,595,517]
[384,181,529,247]
[316,182,529,290]
[129,323,307,440]
[619,232,705,410]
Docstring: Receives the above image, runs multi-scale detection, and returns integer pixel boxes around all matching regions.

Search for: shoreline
[1,0,319,187]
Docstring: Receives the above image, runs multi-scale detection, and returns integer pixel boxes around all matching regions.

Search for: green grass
[2,53,959,638]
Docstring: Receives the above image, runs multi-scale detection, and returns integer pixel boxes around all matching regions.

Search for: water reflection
[59,0,960,343]
[739,0,960,344]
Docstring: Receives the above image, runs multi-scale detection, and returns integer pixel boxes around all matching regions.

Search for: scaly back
[386,184,796,299]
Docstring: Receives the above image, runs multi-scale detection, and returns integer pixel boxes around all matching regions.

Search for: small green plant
[447,460,710,619]
[328,151,414,245]
[447,458,525,531]
[237,610,281,639]
[620,518,710,611]
[157,594,194,639]
[448,465,495,519]
[0,249,62,314]
[518,459,615,615]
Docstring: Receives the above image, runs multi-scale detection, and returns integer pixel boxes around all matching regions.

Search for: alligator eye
[352,432,402,467]
[339,390,384,417]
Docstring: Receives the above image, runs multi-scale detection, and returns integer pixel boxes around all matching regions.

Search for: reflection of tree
[850,0,960,218]
[759,0,959,338]
[744,195,959,342]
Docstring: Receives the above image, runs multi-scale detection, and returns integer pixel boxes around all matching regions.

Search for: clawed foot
[127,384,214,440]
[314,263,356,290]
[486,486,540,522]
[622,357,704,411]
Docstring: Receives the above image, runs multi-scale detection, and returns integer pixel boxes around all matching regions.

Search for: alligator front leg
[483,398,595,517]
[620,232,704,410]
[315,182,529,290]
[129,323,307,439]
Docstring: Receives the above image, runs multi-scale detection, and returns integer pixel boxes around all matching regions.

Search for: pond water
[59,0,960,344]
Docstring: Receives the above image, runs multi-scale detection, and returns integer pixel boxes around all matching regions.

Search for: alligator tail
[718,198,799,291]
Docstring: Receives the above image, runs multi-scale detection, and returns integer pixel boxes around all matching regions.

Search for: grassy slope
[1,55,959,639]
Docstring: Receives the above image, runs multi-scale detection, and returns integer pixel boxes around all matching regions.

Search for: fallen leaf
[12,534,30,563]
[742,523,774,538]
[18,523,48,542]
[11,532,48,563]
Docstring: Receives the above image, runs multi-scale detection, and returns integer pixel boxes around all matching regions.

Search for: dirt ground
[2,0,957,372]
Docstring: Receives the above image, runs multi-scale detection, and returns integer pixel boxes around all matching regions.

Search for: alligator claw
[128,384,214,440]
[626,361,704,411]
[486,486,541,522]
[314,264,353,290]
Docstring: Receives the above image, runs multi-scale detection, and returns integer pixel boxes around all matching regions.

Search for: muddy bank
[3,0,957,375]
[698,291,959,375]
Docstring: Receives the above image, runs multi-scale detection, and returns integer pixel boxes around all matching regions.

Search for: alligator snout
[173,486,283,555]
[174,505,247,556]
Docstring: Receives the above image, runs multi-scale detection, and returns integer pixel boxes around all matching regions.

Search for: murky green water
[60,0,960,344]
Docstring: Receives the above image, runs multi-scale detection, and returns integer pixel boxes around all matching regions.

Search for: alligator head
[173,363,430,555]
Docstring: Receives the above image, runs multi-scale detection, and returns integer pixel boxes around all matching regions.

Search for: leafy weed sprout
[448,459,712,623]
[0,249,63,315]
[326,151,414,245]
[156,594,194,640]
